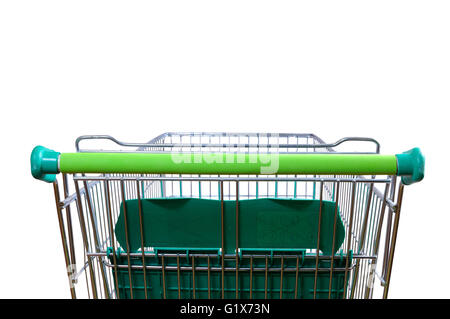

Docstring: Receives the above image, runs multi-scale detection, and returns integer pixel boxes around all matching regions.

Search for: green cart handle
[30,146,424,185]
[30,146,61,183]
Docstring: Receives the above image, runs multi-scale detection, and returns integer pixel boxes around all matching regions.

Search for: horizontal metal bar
[386,198,397,210]
[163,132,318,138]
[375,270,387,286]
[75,134,380,153]
[77,150,378,155]
[73,259,91,281]
[60,180,100,208]
[73,175,392,183]
[87,252,376,260]
[101,262,356,273]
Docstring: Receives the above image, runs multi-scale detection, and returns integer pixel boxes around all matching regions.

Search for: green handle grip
[30,147,425,184]
[58,152,398,175]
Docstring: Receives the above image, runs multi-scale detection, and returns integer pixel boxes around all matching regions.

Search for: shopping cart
[30,133,424,299]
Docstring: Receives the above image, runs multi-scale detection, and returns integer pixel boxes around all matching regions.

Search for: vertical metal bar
[136,181,149,299]
[83,255,91,299]
[332,177,336,200]
[364,194,381,299]
[343,179,351,247]
[104,180,121,299]
[62,174,77,277]
[382,176,397,278]
[295,255,299,299]
[362,259,370,299]
[313,181,324,299]
[81,189,96,293]
[95,180,112,296]
[367,183,390,299]
[249,256,253,299]
[91,184,104,252]
[265,256,268,299]
[383,184,405,299]
[120,180,134,299]
[294,178,297,198]
[235,181,239,299]
[342,181,356,299]
[256,134,260,199]
[280,256,284,299]
[192,256,196,299]
[53,180,77,299]
[357,260,366,299]
[354,182,363,245]
[313,178,316,200]
[350,183,374,299]
[220,180,225,299]
[363,261,372,299]
[177,255,181,299]
[349,183,363,299]
[83,181,110,299]
[74,180,98,299]
[275,175,278,198]
[160,179,164,197]
[361,190,375,254]
[208,256,211,299]
[366,194,379,257]
[328,181,340,299]
[190,135,193,198]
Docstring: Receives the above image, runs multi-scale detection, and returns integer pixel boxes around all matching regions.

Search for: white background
[0,1,449,298]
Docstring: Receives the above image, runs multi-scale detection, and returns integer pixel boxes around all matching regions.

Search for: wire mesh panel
[49,133,404,299]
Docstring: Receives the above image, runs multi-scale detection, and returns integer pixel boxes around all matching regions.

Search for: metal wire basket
[31,132,424,299]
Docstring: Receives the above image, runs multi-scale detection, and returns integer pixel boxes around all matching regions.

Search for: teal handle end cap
[31,146,60,183]
[396,147,425,185]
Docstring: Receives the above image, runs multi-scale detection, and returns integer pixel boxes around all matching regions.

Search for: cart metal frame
[33,132,422,299]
